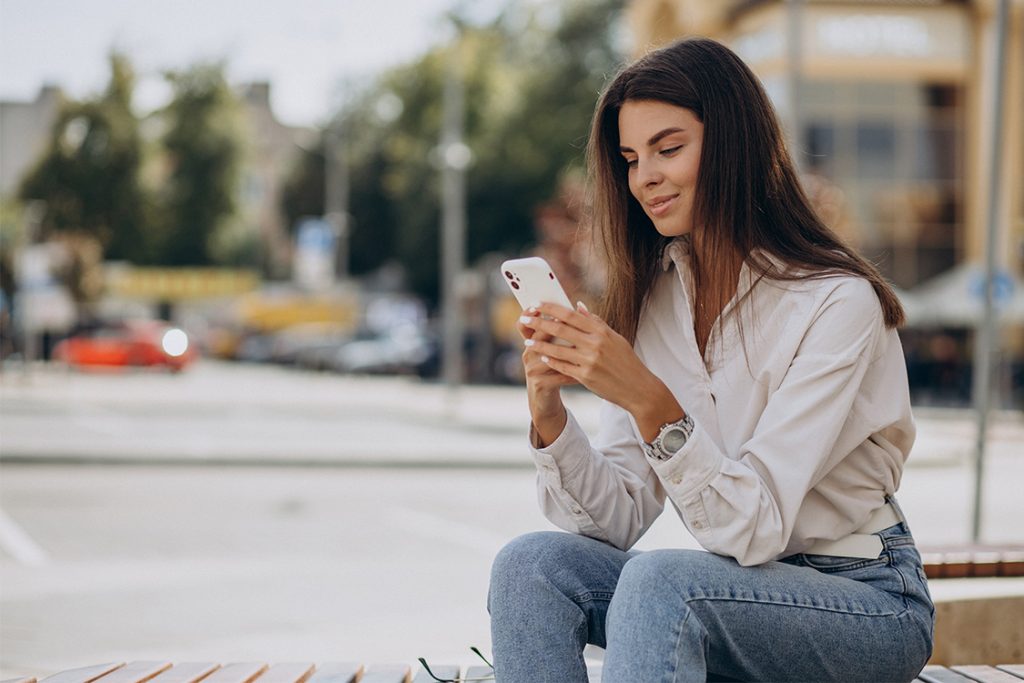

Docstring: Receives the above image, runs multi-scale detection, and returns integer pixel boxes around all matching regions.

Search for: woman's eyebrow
[619,127,687,153]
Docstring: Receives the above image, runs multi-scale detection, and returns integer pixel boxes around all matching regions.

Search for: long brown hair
[586,38,904,345]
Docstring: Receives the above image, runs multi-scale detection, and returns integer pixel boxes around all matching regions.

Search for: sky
[0,0,505,128]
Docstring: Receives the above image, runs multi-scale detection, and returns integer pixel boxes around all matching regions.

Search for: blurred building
[627,0,1023,291]
[0,85,63,198]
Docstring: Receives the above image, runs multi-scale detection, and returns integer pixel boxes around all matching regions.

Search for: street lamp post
[440,21,470,391]
[971,0,1010,543]
[324,120,349,283]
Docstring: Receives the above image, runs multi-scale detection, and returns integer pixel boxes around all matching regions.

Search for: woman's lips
[647,194,678,217]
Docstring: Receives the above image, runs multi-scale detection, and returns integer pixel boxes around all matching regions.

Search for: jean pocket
[800,553,889,573]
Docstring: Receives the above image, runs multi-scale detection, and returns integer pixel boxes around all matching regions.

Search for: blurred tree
[157,62,242,266]
[281,0,625,306]
[467,0,625,264]
[18,53,152,263]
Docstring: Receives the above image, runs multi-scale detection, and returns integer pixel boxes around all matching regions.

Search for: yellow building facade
[627,0,1024,290]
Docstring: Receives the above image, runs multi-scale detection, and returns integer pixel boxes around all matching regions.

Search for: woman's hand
[522,302,684,441]
[517,307,577,447]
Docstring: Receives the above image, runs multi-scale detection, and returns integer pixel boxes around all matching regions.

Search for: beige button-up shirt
[530,238,916,566]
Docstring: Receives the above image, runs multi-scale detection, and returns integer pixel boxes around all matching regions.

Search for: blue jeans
[488,523,934,682]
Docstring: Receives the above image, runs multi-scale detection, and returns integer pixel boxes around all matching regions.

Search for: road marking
[0,507,50,566]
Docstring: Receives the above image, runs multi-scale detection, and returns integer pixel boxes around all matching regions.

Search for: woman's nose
[637,159,663,186]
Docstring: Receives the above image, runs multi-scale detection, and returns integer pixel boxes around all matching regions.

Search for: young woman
[488,38,934,682]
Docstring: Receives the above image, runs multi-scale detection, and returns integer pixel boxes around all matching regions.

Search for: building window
[799,81,963,289]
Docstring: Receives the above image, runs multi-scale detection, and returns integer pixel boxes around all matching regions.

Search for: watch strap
[643,413,695,461]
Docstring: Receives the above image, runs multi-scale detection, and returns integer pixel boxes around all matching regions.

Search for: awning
[903,263,1024,328]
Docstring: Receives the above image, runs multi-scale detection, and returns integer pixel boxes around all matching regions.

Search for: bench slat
[253,665,314,683]
[952,666,1024,683]
[918,666,979,683]
[91,662,171,683]
[195,664,267,683]
[301,665,361,683]
[148,664,220,683]
[41,664,126,683]
[920,546,1024,578]
[354,665,410,683]
[996,666,1024,680]
[410,665,458,683]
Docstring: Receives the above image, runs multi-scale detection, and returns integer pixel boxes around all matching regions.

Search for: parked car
[327,326,439,377]
[52,320,198,372]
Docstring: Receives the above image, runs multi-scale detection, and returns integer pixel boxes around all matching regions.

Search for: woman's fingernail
[541,356,550,364]
[524,339,535,347]
[519,316,533,325]
[526,306,538,313]
[576,301,589,313]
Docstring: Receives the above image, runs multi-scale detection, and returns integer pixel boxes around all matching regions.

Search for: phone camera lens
[504,271,513,279]
[510,281,520,289]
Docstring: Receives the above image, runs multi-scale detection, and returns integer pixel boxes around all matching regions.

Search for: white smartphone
[500,257,575,347]
[500,256,574,311]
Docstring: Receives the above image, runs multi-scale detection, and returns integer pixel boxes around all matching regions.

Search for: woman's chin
[653,222,693,238]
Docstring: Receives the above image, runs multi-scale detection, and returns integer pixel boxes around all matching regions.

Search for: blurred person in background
[489,38,933,682]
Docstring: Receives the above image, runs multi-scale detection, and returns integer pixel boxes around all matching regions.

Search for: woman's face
[618,99,704,237]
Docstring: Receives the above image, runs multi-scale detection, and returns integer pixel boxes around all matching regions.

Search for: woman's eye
[660,145,683,156]
[624,158,638,168]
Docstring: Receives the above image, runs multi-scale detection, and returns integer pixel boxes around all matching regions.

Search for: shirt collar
[661,236,692,271]
[660,237,787,302]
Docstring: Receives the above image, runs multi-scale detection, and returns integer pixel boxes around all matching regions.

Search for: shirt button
[671,476,683,485]
[570,506,583,515]
[692,521,703,529]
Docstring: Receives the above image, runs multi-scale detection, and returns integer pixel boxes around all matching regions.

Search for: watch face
[661,428,689,453]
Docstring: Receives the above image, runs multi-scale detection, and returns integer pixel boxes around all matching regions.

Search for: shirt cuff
[529,409,592,487]
[644,419,723,534]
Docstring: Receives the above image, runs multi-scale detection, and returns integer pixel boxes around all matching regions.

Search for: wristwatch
[643,413,696,461]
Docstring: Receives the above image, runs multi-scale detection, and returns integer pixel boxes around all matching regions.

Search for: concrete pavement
[3,360,1022,548]
[1,360,594,466]
[1,359,1021,467]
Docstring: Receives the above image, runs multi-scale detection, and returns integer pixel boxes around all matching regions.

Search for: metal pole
[440,28,467,391]
[971,0,1009,543]
[787,0,803,172]
[325,121,349,283]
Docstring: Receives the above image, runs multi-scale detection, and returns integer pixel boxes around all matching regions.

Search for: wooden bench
[920,545,1024,579]
[5,660,1022,683]
[918,665,1024,682]
[0,662,499,683]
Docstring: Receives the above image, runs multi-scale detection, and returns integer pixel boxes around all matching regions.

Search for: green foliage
[18,52,152,262]
[156,63,243,266]
[16,55,246,270]
[281,0,625,306]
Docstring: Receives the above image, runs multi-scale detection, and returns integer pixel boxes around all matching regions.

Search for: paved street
[1,361,1022,678]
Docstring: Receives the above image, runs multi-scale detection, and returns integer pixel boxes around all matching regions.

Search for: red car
[53,320,198,372]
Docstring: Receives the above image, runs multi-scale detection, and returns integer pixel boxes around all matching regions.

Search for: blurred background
[0,0,1022,677]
